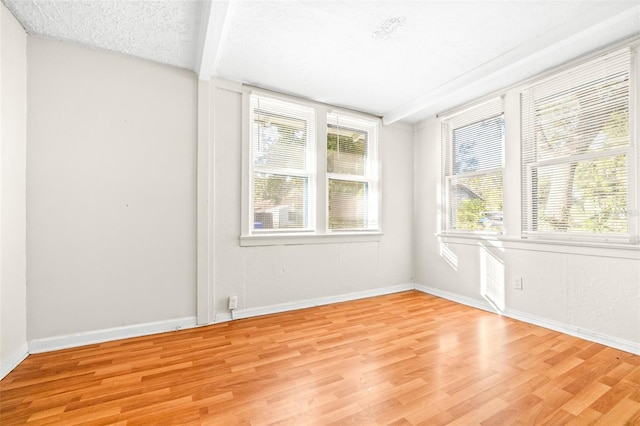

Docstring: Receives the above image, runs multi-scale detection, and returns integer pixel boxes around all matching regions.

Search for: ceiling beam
[382,3,640,125]
[195,0,235,81]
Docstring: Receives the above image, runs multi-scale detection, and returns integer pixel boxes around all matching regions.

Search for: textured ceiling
[3,0,204,69]
[216,1,640,121]
[3,0,640,123]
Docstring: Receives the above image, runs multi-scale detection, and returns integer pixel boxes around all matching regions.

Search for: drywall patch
[372,16,406,41]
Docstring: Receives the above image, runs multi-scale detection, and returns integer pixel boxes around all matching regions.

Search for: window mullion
[450,167,503,180]
[253,165,312,177]
[326,173,372,183]
[316,108,328,234]
[629,46,639,243]
[529,147,629,168]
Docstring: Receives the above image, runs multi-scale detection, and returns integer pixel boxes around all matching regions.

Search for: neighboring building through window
[521,48,635,243]
[442,97,505,233]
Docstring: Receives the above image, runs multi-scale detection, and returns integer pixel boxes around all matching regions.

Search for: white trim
[0,343,29,381]
[196,80,215,325]
[195,0,236,80]
[214,284,414,323]
[437,233,640,260]
[415,284,492,312]
[528,147,630,169]
[7,282,638,374]
[316,106,329,234]
[415,284,640,356]
[241,91,251,238]
[212,77,242,93]
[245,86,381,122]
[501,89,522,238]
[240,231,382,247]
[28,317,198,354]
[208,81,216,324]
[630,47,639,243]
[438,95,504,122]
[194,0,215,79]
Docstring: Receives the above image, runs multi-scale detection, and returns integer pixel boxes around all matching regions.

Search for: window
[249,95,316,233]
[327,113,379,231]
[243,92,381,243]
[521,48,635,243]
[442,98,505,233]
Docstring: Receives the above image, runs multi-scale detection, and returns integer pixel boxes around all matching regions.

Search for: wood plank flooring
[1,291,639,425]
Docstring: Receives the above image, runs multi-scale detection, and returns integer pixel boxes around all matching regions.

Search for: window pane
[252,111,307,170]
[533,73,629,162]
[327,125,368,176]
[253,173,308,230]
[532,155,627,234]
[453,114,503,174]
[448,172,503,231]
[328,180,369,230]
[522,48,632,241]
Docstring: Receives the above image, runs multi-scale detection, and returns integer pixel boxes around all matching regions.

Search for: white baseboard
[13,282,637,375]
[0,342,29,381]
[414,284,496,314]
[28,317,198,354]
[415,284,640,356]
[214,283,415,323]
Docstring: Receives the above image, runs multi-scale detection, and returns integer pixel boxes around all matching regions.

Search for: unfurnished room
[0,0,639,424]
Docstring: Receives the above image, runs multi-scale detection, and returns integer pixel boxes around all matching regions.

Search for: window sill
[436,233,640,260]
[240,231,383,247]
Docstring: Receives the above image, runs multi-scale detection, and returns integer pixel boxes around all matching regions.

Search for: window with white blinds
[245,92,381,240]
[442,98,504,233]
[327,113,379,231]
[249,95,316,232]
[521,48,635,243]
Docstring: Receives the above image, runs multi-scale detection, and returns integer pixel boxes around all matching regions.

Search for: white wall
[22,37,413,348]
[414,106,640,352]
[211,83,414,320]
[0,3,28,378]
[27,37,198,340]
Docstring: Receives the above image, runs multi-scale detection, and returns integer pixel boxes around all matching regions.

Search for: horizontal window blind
[327,113,378,231]
[250,95,316,232]
[521,48,632,241]
[442,97,504,232]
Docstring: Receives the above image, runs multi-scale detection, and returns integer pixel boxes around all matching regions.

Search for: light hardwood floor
[1,291,639,425]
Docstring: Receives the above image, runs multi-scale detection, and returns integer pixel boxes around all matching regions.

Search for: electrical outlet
[513,276,523,290]
[229,295,238,310]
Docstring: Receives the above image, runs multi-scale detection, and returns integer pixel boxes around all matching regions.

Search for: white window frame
[246,94,317,235]
[435,41,640,256]
[326,113,380,233]
[441,97,505,235]
[521,47,638,245]
[241,89,382,246]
